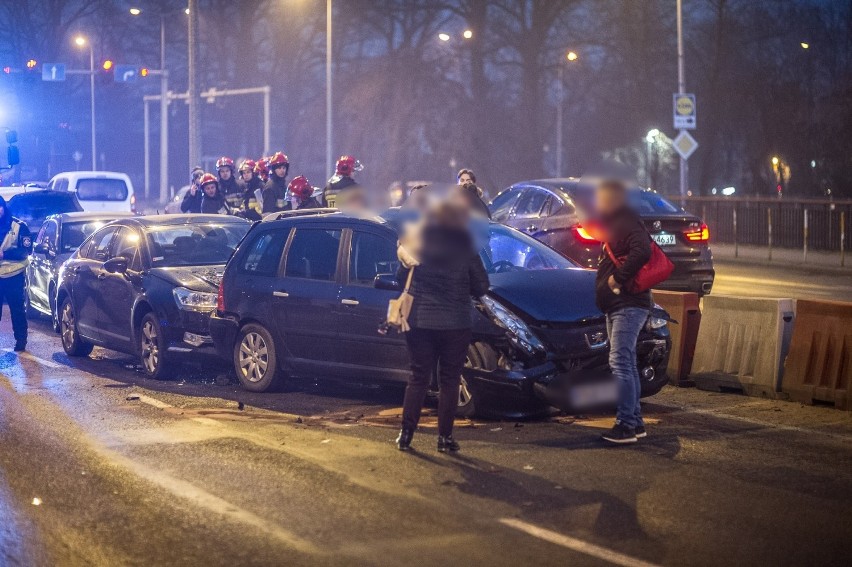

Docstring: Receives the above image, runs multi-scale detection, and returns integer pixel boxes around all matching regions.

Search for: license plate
[652,233,676,246]
[569,381,619,409]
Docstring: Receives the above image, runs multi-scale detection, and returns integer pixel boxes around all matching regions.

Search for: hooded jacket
[200,188,231,215]
[595,205,653,313]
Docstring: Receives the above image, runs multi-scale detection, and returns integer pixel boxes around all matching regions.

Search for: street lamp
[326,0,333,178]
[555,50,579,177]
[438,33,451,42]
[800,42,809,49]
[463,29,473,40]
[646,129,661,188]
[74,35,96,171]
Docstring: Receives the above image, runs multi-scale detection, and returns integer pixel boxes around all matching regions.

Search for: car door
[274,226,343,369]
[97,226,142,348]
[28,219,58,314]
[335,228,409,377]
[71,225,119,343]
[508,187,550,235]
[488,188,522,223]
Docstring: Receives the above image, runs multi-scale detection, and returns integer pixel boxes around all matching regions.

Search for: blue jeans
[606,307,648,429]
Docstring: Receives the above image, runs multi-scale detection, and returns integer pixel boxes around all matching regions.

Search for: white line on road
[135,394,172,409]
[499,518,662,567]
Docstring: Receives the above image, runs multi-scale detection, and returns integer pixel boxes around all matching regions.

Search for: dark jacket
[218,174,241,197]
[180,186,202,213]
[262,175,288,214]
[322,176,359,207]
[284,196,322,211]
[397,225,490,330]
[200,190,231,214]
[595,205,653,313]
[240,176,264,210]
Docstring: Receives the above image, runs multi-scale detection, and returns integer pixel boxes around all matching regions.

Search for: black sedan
[490,179,715,295]
[209,210,671,418]
[26,211,135,327]
[56,214,251,378]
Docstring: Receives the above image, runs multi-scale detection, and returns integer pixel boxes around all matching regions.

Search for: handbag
[386,267,415,332]
[604,235,674,293]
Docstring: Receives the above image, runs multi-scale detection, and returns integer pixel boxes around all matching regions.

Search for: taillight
[573,225,599,243]
[684,222,710,242]
[217,280,226,313]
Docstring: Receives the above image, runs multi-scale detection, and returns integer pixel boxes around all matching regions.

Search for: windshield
[476,223,577,273]
[75,178,129,201]
[146,222,250,267]
[9,193,82,229]
[61,220,115,253]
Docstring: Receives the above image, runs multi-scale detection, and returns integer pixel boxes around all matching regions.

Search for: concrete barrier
[652,290,701,387]
[782,299,852,410]
[690,295,795,398]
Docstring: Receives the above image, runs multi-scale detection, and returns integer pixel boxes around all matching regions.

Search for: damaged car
[210,210,671,418]
[56,214,251,378]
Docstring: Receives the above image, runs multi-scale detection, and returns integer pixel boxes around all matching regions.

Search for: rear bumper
[656,248,715,295]
[209,313,240,360]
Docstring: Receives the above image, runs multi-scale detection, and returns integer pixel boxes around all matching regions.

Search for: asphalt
[1,306,852,566]
[711,259,852,302]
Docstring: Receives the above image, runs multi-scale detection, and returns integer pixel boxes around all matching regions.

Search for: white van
[46,171,135,213]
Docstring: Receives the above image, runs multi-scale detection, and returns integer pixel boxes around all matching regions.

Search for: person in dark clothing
[455,183,491,219]
[284,176,321,210]
[395,202,490,453]
[216,156,241,197]
[198,173,231,215]
[180,166,205,213]
[457,168,476,186]
[594,179,652,444]
[262,152,290,214]
[237,159,263,217]
[0,195,33,351]
[322,155,363,207]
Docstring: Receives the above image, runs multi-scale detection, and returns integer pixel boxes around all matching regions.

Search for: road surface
[1,314,852,566]
[711,259,852,302]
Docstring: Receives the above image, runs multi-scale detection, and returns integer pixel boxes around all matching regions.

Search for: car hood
[149,265,224,292]
[487,268,602,324]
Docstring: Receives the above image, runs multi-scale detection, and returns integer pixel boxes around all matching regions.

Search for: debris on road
[125,394,140,401]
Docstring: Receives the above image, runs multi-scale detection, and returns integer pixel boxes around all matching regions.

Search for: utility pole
[159,16,169,204]
[555,65,563,177]
[326,0,333,177]
[188,0,200,170]
[676,0,687,204]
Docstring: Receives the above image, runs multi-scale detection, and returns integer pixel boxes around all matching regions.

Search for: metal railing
[683,196,849,266]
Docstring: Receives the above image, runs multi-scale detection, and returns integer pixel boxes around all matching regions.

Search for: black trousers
[0,272,27,343]
[402,327,471,437]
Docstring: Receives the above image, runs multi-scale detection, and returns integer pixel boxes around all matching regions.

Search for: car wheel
[139,313,174,380]
[455,343,497,418]
[60,297,93,357]
[234,323,281,393]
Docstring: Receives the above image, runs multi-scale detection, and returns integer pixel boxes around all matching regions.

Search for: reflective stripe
[0,221,28,278]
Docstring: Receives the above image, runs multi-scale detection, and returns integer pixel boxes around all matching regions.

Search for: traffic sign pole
[677,0,686,206]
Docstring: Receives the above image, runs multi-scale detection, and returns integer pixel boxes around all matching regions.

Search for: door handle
[341,299,359,306]
[273,291,289,298]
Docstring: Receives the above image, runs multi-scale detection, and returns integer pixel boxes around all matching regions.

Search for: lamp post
[74,36,96,171]
[555,50,578,177]
[326,0,332,177]
[645,128,660,188]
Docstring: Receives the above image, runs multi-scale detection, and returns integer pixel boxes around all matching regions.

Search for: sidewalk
[711,243,851,272]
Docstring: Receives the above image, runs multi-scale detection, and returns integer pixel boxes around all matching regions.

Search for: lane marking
[499,518,661,567]
[135,394,172,409]
[1,349,63,369]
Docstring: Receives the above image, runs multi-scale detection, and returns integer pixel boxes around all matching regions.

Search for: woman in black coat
[395,202,489,452]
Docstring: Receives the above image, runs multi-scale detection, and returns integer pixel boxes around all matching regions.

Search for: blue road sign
[114,65,138,83]
[42,63,66,81]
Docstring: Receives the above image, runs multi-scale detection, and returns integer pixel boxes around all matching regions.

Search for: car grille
[532,321,609,359]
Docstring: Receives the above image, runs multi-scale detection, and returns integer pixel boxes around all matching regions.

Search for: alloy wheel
[458,377,473,408]
[238,332,269,383]
[61,303,76,350]
[141,320,160,374]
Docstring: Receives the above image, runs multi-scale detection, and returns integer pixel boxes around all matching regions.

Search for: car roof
[46,211,136,223]
[116,214,251,228]
[1,188,77,200]
[261,209,393,231]
[50,171,131,180]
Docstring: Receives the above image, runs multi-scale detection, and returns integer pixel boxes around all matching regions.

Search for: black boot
[437,435,460,453]
[13,341,26,352]
[396,429,414,451]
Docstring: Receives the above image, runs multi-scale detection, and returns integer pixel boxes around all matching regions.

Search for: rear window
[61,220,115,253]
[75,178,129,201]
[629,191,681,214]
[8,193,82,229]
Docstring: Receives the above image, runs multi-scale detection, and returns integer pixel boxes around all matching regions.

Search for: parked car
[26,211,135,326]
[165,185,191,214]
[46,171,136,213]
[56,214,251,378]
[489,179,715,295]
[0,187,84,233]
[209,209,671,418]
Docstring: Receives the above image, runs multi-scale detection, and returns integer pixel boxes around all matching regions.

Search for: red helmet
[238,159,256,173]
[215,156,234,171]
[254,158,269,181]
[268,152,290,171]
[199,173,218,188]
[335,155,363,177]
[288,176,313,199]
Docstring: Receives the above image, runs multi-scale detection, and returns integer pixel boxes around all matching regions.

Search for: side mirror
[103,256,128,274]
[374,273,401,291]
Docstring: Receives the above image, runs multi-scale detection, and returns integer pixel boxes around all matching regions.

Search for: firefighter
[238,159,263,215]
[323,155,363,208]
[181,166,205,213]
[253,157,270,210]
[0,195,32,351]
[199,173,231,215]
[262,152,290,214]
[216,156,240,197]
[285,176,321,210]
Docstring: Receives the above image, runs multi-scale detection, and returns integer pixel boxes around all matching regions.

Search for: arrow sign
[42,63,66,81]
[114,64,138,83]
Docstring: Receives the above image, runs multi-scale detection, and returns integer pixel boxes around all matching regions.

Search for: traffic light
[26,59,37,69]
[102,59,114,71]
[140,67,149,77]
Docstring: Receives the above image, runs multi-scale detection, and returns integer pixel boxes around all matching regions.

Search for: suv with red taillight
[489,179,715,295]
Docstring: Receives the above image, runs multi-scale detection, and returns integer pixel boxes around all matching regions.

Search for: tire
[138,313,175,380]
[234,323,282,392]
[59,297,94,357]
[455,343,497,419]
